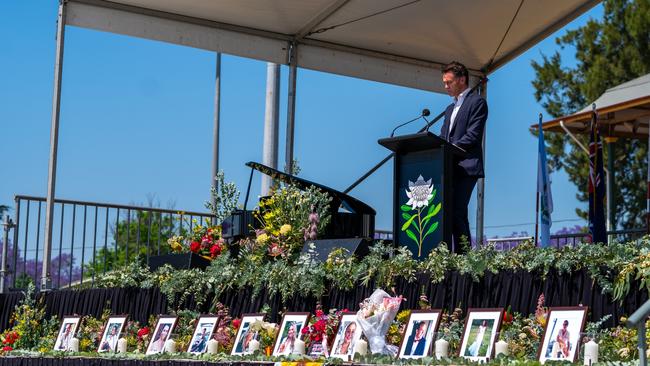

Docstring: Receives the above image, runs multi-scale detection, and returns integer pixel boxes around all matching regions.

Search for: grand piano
[221,162,376,242]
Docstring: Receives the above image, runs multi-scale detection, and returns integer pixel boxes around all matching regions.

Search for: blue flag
[538,117,553,247]
[588,111,607,243]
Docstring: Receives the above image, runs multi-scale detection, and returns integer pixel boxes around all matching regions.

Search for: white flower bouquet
[356,289,403,355]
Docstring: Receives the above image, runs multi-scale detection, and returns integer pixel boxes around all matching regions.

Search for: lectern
[378,132,465,259]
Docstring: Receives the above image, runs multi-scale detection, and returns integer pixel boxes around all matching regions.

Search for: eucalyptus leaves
[401,175,442,256]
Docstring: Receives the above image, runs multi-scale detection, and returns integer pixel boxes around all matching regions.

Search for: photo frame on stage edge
[97,315,128,353]
[272,312,310,356]
[458,308,503,362]
[231,313,265,356]
[329,312,363,360]
[187,314,220,354]
[538,306,588,364]
[146,315,178,355]
[397,310,442,359]
[53,315,81,351]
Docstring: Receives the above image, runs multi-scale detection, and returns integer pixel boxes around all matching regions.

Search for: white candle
[164,338,177,353]
[584,340,599,365]
[248,339,260,353]
[117,338,128,353]
[495,340,509,357]
[292,339,305,355]
[353,339,368,358]
[322,337,329,358]
[435,338,449,359]
[69,337,79,352]
[207,339,219,354]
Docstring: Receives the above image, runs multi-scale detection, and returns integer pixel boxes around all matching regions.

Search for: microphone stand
[343,77,487,194]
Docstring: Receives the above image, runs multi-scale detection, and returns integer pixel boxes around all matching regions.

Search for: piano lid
[246,161,376,215]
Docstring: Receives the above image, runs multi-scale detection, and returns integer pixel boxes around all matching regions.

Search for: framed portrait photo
[398,310,442,359]
[146,315,178,355]
[329,312,363,360]
[272,312,310,356]
[458,308,503,362]
[231,313,265,356]
[187,315,220,354]
[53,316,81,351]
[538,306,588,364]
[97,315,128,353]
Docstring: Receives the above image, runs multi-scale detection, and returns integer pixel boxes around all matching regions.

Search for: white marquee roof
[538,73,650,139]
[65,0,600,93]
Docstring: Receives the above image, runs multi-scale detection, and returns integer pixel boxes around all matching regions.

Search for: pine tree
[531,0,650,228]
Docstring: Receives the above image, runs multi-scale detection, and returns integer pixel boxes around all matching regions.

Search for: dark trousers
[451,175,478,254]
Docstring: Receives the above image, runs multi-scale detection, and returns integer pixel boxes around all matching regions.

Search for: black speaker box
[301,238,371,262]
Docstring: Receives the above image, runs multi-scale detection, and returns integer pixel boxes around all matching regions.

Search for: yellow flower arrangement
[279,224,292,235]
[257,233,269,244]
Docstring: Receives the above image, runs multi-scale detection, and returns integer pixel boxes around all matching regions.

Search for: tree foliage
[531,0,650,228]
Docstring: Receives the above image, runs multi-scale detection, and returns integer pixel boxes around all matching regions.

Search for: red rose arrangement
[0,331,19,353]
[301,306,346,353]
[503,305,513,324]
[169,223,226,260]
[135,326,150,352]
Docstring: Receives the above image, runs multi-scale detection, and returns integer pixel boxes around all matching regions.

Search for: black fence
[1,195,213,290]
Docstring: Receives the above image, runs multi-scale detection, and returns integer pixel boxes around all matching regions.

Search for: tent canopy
[66,0,599,93]
[535,73,650,139]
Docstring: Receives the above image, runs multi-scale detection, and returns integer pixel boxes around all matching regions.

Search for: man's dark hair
[442,61,469,84]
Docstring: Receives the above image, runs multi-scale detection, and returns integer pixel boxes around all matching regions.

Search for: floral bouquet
[168,221,226,260]
[301,306,346,357]
[249,319,279,352]
[356,289,403,355]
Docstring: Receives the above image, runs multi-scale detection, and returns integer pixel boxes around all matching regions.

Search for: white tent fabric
[66,0,599,93]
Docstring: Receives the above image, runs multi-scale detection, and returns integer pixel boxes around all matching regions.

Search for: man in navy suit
[439,61,488,254]
[404,321,429,356]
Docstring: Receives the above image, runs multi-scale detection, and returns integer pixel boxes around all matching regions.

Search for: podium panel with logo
[378,132,465,259]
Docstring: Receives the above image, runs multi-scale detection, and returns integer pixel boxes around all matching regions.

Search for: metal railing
[485,228,647,249]
[3,195,213,290]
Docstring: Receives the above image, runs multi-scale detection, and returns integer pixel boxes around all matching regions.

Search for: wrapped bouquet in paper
[356,289,403,355]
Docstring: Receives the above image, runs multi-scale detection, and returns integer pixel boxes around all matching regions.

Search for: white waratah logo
[405,175,433,210]
[401,175,441,257]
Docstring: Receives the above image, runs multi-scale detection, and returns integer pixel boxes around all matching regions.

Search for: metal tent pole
[1,215,14,294]
[475,79,487,246]
[43,0,67,290]
[647,118,650,234]
[285,43,298,174]
[211,53,222,213]
[261,63,280,196]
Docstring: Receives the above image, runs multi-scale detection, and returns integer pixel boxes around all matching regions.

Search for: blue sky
[0,1,604,238]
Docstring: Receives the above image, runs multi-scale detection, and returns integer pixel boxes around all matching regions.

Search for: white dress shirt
[448,87,472,136]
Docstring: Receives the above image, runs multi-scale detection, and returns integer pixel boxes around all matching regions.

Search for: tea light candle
[164,338,177,353]
[207,339,219,354]
[495,340,509,357]
[354,339,368,357]
[69,337,79,352]
[117,338,128,353]
[293,339,305,355]
[248,339,260,353]
[435,338,449,359]
[584,340,599,366]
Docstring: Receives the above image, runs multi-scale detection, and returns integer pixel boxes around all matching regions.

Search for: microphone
[390,109,430,137]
